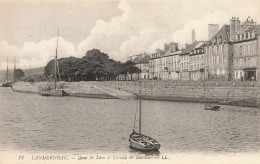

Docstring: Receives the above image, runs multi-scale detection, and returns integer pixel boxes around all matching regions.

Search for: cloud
[1,0,259,69]
[0,38,77,70]
[78,0,260,61]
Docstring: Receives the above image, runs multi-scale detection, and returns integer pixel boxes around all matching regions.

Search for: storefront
[244,68,256,81]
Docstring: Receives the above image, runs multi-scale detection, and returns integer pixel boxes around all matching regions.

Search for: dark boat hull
[205,105,220,111]
[2,83,12,87]
[40,89,68,97]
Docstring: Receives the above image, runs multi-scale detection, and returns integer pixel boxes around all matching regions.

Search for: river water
[0,87,259,154]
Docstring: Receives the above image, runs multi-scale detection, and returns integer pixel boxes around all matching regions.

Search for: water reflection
[128,146,161,156]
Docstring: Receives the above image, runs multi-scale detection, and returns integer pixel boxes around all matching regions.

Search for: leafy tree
[44,48,140,82]
[59,57,81,81]
[44,59,55,77]
[15,69,25,80]
[121,60,141,80]
[84,49,109,63]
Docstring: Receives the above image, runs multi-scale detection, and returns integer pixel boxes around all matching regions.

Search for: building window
[252,44,255,55]
[240,46,243,56]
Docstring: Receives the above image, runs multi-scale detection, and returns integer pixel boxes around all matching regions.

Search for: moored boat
[129,130,161,151]
[1,57,12,87]
[129,83,160,151]
[40,89,68,96]
[205,104,220,111]
[2,82,12,87]
[40,29,67,97]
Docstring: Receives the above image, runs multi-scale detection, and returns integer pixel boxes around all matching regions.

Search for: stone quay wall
[100,80,260,107]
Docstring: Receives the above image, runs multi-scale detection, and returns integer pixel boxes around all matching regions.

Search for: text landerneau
[31,155,69,160]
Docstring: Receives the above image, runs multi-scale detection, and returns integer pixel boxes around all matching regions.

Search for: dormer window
[244,33,246,40]
[248,32,251,39]
[240,34,243,40]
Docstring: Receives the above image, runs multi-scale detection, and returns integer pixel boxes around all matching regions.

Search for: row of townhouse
[148,16,260,81]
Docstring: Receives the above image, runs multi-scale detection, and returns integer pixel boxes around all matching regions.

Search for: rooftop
[180,42,198,55]
[211,25,230,40]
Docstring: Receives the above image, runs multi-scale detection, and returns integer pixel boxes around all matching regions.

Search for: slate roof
[180,42,198,55]
[211,25,230,40]
[244,24,260,36]
[132,54,151,64]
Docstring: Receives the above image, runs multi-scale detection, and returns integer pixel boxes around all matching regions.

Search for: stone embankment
[11,81,136,99]
[97,80,260,108]
[12,81,44,94]
[11,80,260,108]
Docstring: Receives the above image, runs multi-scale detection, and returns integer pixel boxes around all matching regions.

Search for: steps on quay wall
[93,85,136,99]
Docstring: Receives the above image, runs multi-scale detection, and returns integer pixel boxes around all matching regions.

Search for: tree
[122,60,141,80]
[15,69,25,80]
[44,59,55,77]
[84,49,116,80]
[84,49,109,63]
[58,57,82,81]
[44,48,128,82]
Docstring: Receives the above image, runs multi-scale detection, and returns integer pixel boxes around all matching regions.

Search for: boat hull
[40,89,68,97]
[205,105,220,111]
[129,132,160,151]
[2,83,12,87]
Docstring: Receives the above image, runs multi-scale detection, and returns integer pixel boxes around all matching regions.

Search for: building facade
[128,52,151,80]
[179,42,198,80]
[189,41,205,81]
[125,16,259,82]
[149,42,180,80]
[204,25,233,80]
[233,25,260,81]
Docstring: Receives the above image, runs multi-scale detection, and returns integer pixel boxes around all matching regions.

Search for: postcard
[0,0,259,163]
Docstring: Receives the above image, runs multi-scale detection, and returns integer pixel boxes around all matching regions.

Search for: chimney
[208,24,219,40]
[230,17,241,41]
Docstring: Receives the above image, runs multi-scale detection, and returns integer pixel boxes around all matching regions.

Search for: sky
[0,0,259,70]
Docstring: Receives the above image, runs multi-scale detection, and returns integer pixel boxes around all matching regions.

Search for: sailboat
[40,29,67,97]
[129,84,161,151]
[2,57,12,87]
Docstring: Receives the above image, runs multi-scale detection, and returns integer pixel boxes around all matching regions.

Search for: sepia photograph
[0,0,259,163]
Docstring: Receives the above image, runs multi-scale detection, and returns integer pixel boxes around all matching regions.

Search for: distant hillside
[0,67,44,82]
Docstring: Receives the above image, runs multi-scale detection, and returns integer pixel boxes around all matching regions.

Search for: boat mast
[139,81,142,134]
[54,29,59,90]
[13,56,16,82]
[6,56,8,83]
